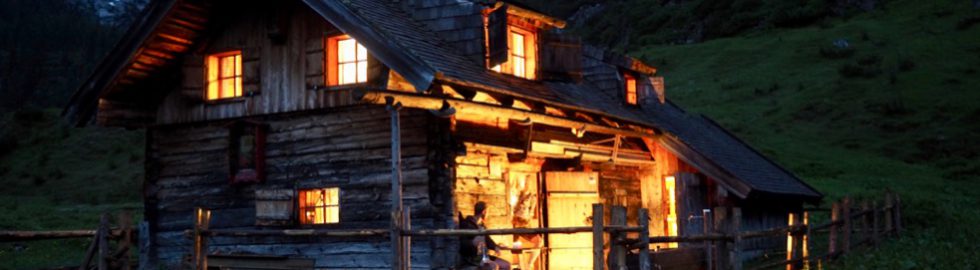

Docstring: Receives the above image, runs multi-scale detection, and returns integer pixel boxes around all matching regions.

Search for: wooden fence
[0,212,137,270]
[187,192,901,270]
[0,192,900,270]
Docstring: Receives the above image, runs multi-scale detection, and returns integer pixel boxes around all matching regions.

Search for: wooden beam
[504,3,567,28]
[356,89,658,139]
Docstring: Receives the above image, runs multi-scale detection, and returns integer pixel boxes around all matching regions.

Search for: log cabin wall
[154,1,394,125]
[144,106,448,269]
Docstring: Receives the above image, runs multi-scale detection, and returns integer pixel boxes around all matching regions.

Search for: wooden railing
[186,192,901,270]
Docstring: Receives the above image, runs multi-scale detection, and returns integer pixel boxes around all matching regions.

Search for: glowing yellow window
[664,176,679,248]
[205,51,242,100]
[299,188,340,224]
[326,35,368,86]
[625,73,638,105]
[491,26,536,79]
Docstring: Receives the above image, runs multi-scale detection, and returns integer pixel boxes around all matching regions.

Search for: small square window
[206,51,243,100]
[299,188,340,224]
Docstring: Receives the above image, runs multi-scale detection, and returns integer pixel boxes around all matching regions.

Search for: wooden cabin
[64,0,822,269]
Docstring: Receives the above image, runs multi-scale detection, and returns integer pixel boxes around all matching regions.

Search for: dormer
[482,2,569,80]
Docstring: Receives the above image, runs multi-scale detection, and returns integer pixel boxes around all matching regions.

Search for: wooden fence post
[802,211,810,270]
[861,201,870,244]
[193,207,211,270]
[731,208,743,270]
[117,211,133,270]
[785,212,798,270]
[713,207,729,270]
[609,206,627,270]
[841,197,851,255]
[893,193,902,237]
[593,204,605,270]
[884,193,894,237]
[828,202,839,258]
[638,208,651,270]
[98,213,110,270]
[703,209,713,270]
[871,201,879,248]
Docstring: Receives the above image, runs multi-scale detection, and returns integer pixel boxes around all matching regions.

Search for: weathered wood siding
[156,2,386,125]
[144,106,443,269]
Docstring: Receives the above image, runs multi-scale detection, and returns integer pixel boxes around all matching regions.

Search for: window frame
[325,34,369,87]
[205,50,244,102]
[624,72,639,105]
[297,187,342,226]
[491,25,537,80]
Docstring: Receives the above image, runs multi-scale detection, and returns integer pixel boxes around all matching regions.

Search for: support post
[731,208,743,270]
[841,197,851,255]
[713,207,729,270]
[387,97,405,270]
[703,209,713,270]
[609,206,627,270]
[638,208,651,270]
[592,204,604,270]
[828,202,839,258]
[403,208,412,270]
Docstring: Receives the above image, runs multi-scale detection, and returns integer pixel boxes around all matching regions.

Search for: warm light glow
[299,188,340,224]
[625,73,638,105]
[665,176,678,248]
[327,35,368,86]
[206,51,242,100]
[489,26,536,79]
[786,212,796,270]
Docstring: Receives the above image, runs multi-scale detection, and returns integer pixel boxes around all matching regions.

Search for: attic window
[326,35,368,86]
[299,187,340,224]
[206,51,243,100]
[624,73,638,105]
[490,26,537,79]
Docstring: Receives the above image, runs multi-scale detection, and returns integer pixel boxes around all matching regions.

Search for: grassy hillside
[0,109,143,268]
[627,0,980,268]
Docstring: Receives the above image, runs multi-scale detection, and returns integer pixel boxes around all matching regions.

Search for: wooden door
[545,172,599,270]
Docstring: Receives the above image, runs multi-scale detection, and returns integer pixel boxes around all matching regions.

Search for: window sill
[313,83,371,91]
[205,97,247,105]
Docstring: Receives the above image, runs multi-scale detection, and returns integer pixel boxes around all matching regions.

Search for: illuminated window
[326,35,368,86]
[206,51,242,100]
[299,188,340,224]
[624,73,638,105]
[664,176,678,248]
[491,26,536,79]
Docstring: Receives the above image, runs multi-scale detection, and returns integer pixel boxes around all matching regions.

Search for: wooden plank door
[545,172,599,270]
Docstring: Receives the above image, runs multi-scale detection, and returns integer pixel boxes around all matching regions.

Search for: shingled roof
[64,0,820,201]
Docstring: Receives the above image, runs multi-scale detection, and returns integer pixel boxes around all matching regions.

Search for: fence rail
[2,192,901,270]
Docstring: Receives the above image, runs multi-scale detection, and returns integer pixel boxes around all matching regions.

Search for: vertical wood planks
[592,204,604,270]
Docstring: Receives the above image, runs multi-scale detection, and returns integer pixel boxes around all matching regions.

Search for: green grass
[632,0,980,268]
[0,109,143,269]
